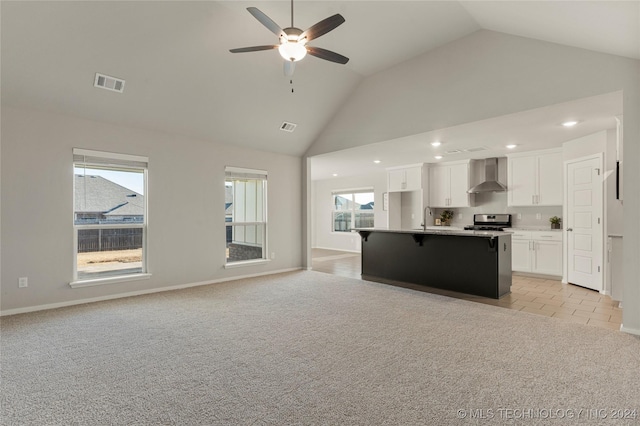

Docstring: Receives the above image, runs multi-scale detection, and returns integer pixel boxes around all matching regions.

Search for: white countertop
[507,227,563,232]
[355,228,509,238]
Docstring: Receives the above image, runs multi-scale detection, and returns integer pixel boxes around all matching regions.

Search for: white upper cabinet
[507,149,563,206]
[387,164,423,192]
[428,165,448,206]
[428,160,473,208]
[449,163,472,207]
[508,155,537,206]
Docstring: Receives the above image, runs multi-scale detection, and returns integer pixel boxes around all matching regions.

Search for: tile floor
[311,248,622,331]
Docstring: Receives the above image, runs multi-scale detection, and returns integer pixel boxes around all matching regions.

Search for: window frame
[331,188,375,234]
[70,148,150,288]
[224,166,269,268]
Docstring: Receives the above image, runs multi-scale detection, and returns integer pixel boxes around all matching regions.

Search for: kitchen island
[357,228,512,299]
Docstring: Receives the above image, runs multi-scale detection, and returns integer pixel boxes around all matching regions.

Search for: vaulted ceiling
[2,1,638,159]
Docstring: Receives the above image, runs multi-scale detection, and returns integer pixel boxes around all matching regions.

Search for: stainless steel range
[464,214,512,231]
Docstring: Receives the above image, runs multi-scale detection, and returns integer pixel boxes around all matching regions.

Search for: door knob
[567,228,573,232]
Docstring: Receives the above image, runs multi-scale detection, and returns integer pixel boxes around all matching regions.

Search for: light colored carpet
[1,271,639,425]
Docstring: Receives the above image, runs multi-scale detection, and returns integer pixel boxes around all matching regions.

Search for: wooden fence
[78,228,143,253]
[333,212,374,232]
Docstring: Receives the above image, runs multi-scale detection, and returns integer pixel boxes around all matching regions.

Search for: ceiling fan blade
[247,7,285,38]
[284,61,296,77]
[230,45,278,53]
[306,46,349,64]
[300,14,345,42]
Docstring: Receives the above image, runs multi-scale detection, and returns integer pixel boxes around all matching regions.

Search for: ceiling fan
[229,0,349,77]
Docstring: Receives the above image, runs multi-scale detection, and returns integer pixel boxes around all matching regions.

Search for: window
[72,148,148,285]
[225,167,267,265]
[332,190,375,232]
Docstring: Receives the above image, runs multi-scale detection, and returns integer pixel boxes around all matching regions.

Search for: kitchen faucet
[421,206,432,231]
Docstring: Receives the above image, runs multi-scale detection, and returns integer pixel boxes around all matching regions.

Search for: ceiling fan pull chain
[290,79,294,93]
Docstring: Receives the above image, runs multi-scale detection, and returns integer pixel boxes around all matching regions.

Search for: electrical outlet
[18,277,28,288]
[517,213,522,220]
[536,213,541,220]
[271,252,276,260]
[458,213,462,219]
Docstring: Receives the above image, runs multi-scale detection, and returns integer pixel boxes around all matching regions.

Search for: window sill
[224,259,271,269]
[331,231,359,236]
[70,273,152,289]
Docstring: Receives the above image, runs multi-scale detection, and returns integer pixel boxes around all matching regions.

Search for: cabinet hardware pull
[567,228,573,232]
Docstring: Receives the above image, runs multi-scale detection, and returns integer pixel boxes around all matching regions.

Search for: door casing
[563,153,604,292]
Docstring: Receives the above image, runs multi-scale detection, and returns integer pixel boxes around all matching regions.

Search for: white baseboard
[0,267,302,317]
[620,324,640,336]
[512,271,562,280]
[313,246,361,254]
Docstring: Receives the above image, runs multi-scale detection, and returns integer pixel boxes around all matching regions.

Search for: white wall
[312,171,387,252]
[400,191,423,230]
[606,128,624,236]
[1,107,302,312]
[304,30,640,334]
[562,130,607,161]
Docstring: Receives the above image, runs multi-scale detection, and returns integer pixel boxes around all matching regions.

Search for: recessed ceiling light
[332,173,338,177]
[373,160,381,164]
[434,155,443,160]
[562,120,579,127]
[506,144,517,149]
[431,141,442,147]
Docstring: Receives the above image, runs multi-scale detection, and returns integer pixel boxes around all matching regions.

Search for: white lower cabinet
[512,237,532,272]
[510,231,563,276]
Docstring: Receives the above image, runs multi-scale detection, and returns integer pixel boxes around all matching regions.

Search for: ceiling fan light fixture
[230,4,348,71]
[278,42,307,62]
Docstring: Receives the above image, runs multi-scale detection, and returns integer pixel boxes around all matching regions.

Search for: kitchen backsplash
[431,191,563,228]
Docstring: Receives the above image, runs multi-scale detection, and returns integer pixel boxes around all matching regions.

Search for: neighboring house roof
[334,196,354,210]
[335,196,374,210]
[75,175,144,216]
[361,202,374,210]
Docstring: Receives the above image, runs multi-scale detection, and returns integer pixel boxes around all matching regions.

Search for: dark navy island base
[357,229,512,299]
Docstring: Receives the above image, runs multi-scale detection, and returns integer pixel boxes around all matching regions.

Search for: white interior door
[566,156,603,291]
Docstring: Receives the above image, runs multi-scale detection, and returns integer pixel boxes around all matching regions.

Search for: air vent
[464,147,488,153]
[445,149,462,155]
[94,73,125,93]
[280,122,297,132]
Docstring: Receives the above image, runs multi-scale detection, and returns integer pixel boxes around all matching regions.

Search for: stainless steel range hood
[467,158,507,193]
